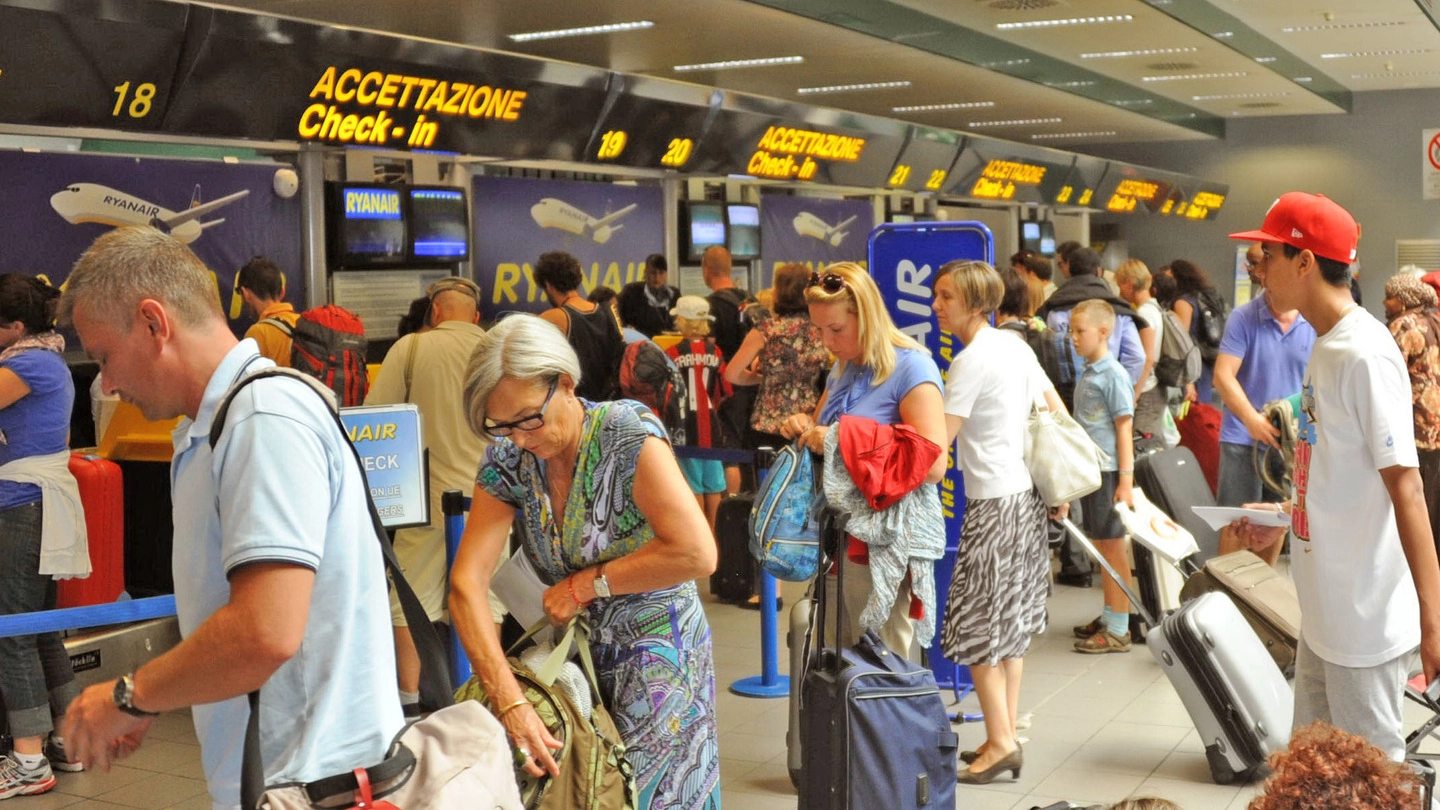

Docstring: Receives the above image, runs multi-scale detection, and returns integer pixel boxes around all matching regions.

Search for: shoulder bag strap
[220,368,452,810]
[402,336,419,403]
[258,317,294,337]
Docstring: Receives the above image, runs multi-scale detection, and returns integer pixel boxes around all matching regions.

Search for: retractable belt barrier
[0,596,177,639]
[669,446,754,464]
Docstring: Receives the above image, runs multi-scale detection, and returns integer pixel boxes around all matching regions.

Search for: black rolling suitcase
[710,494,757,602]
[798,506,957,810]
[1135,446,1220,560]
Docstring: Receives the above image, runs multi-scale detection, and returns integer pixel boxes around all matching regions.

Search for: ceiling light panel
[1351,71,1440,79]
[996,15,1132,30]
[508,21,653,42]
[968,117,1063,127]
[673,56,804,72]
[797,81,911,95]
[1282,21,1406,32]
[1321,49,1430,59]
[1141,72,1248,82]
[1031,131,1117,140]
[1192,92,1289,101]
[892,101,996,112]
[1080,47,1198,59]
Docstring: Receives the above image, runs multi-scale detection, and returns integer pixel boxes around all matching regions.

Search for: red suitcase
[1176,402,1221,497]
[59,453,125,608]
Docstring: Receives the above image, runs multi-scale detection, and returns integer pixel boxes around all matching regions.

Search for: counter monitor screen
[332,184,407,267]
[1021,221,1056,255]
[409,187,469,261]
[726,204,761,260]
[685,203,728,262]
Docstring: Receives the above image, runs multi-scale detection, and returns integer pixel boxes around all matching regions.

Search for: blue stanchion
[0,595,177,639]
[441,489,473,688]
[729,571,788,698]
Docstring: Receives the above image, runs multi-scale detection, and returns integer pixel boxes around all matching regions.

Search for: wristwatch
[113,674,159,718]
[592,565,612,599]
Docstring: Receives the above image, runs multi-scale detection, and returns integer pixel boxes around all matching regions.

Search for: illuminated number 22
[111,82,158,119]
[924,170,946,191]
[660,138,693,167]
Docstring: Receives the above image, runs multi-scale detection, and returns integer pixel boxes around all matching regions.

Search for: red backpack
[261,304,369,406]
[618,340,686,444]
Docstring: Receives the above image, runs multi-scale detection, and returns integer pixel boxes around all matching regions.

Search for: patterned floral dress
[750,314,830,435]
[476,400,721,810]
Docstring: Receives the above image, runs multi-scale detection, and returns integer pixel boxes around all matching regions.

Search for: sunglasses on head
[808,271,847,294]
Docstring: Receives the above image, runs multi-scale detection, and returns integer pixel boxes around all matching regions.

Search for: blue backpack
[748,443,821,581]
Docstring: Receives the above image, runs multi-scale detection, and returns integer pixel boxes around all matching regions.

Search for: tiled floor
[31,564,1434,810]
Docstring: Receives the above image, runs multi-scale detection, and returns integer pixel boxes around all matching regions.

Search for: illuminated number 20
[661,138,693,167]
[597,130,628,159]
[111,82,158,119]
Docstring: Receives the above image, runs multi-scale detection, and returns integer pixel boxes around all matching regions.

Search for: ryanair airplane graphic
[529,197,637,244]
[50,183,251,244]
[793,211,857,247]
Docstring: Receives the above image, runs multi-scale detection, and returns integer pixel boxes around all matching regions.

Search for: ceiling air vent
[1146,61,1199,71]
[1240,102,1282,108]
[986,0,1063,11]
[1397,240,1440,271]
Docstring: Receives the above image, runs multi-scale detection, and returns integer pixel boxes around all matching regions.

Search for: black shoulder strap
[217,369,452,810]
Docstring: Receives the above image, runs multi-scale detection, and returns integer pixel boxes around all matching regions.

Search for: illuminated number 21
[111,82,158,119]
[660,138,693,167]
[888,164,911,186]
[597,130,627,159]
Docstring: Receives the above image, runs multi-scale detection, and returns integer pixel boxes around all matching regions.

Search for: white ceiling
[213,0,1440,144]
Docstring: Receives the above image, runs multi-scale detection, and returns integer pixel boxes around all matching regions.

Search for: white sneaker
[0,755,56,799]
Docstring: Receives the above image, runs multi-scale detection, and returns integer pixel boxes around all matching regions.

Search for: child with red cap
[1229,192,1440,761]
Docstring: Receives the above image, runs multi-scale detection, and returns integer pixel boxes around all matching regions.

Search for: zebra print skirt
[940,487,1050,667]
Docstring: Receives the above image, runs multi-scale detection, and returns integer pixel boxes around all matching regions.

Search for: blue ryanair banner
[340,404,427,530]
[471,175,665,319]
[869,221,992,689]
[0,150,303,336]
[758,195,874,287]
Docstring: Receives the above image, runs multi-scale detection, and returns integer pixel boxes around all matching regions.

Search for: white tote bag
[1023,398,1104,507]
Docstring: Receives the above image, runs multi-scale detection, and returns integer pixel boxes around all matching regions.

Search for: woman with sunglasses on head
[931,261,1066,785]
[780,261,948,655]
[448,314,721,809]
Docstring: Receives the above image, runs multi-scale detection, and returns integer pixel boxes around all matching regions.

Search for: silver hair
[463,313,582,439]
[59,226,222,329]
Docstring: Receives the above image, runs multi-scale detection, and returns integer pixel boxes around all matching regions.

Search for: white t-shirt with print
[1291,307,1420,667]
[943,327,1053,500]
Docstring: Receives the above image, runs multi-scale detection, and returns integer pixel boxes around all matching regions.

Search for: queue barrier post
[727,446,787,699]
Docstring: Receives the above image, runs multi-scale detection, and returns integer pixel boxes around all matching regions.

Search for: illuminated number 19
[924,170,946,191]
[888,164,911,186]
[660,138,693,167]
[111,82,157,118]
[597,130,627,159]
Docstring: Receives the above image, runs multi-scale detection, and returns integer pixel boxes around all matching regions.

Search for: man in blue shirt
[1214,243,1316,562]
[57,227,402,810]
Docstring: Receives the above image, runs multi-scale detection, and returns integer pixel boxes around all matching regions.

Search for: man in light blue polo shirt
[56,227,402,810]
[1214,243,1316,518]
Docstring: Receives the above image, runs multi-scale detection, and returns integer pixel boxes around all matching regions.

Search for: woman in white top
[931,260,1067,786]
[1115,259,1167,446]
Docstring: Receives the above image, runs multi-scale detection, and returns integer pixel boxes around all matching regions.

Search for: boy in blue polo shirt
[1068,299,1137,654]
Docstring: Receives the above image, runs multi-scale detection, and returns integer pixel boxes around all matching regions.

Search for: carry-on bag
[798,506,957,810]
[711,493,757,602]
[1175,402,1221,496]
[1179,550,1300,677]
[1113,487,1202,627]
[1060,517,1292,785]
[60,452,125,607]
[786,595,815,790]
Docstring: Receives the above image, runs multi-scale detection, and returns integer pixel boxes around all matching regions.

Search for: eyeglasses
[482,378,558,438]
[808,271,847,294]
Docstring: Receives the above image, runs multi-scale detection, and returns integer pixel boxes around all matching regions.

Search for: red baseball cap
[1228,192,1359,264]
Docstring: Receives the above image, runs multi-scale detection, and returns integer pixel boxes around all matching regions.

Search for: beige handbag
[1024,396,1104,507]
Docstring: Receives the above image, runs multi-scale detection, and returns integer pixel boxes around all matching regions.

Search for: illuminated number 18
[111,81,158,119]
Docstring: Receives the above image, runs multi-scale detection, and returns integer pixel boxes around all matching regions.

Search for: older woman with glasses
[781,262,948,655]
[448,314,721,809]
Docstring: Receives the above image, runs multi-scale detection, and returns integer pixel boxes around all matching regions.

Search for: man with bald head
[365,276,491,715]
[57,226,401,808]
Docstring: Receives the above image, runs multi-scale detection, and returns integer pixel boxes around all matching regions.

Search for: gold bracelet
[496,698,528,717]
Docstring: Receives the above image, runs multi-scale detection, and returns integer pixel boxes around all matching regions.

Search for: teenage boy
[1068,299,1137,654]
[1231,192,1440,760]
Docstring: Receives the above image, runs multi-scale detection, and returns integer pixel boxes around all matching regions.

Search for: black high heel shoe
[956,746,1022,785]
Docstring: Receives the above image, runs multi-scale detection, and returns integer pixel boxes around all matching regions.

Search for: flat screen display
[409,187,469,261]
[686,203,727,262]
[1038,221,1056,255]
[726,204,761,260]
[1021,221,1057,255]
[332,184,407,267]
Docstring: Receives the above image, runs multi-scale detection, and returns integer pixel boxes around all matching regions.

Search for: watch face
[594,576,610,598]
[113,677,128,706]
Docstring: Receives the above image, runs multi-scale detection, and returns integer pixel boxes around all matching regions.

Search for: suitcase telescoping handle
[1059,517,1157,628]
[812,504,850,670]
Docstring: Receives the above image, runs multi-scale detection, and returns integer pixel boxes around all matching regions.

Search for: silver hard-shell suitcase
[1061,518,1292,784]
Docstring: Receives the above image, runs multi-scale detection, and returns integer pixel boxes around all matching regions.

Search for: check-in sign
[340,404,428,530]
